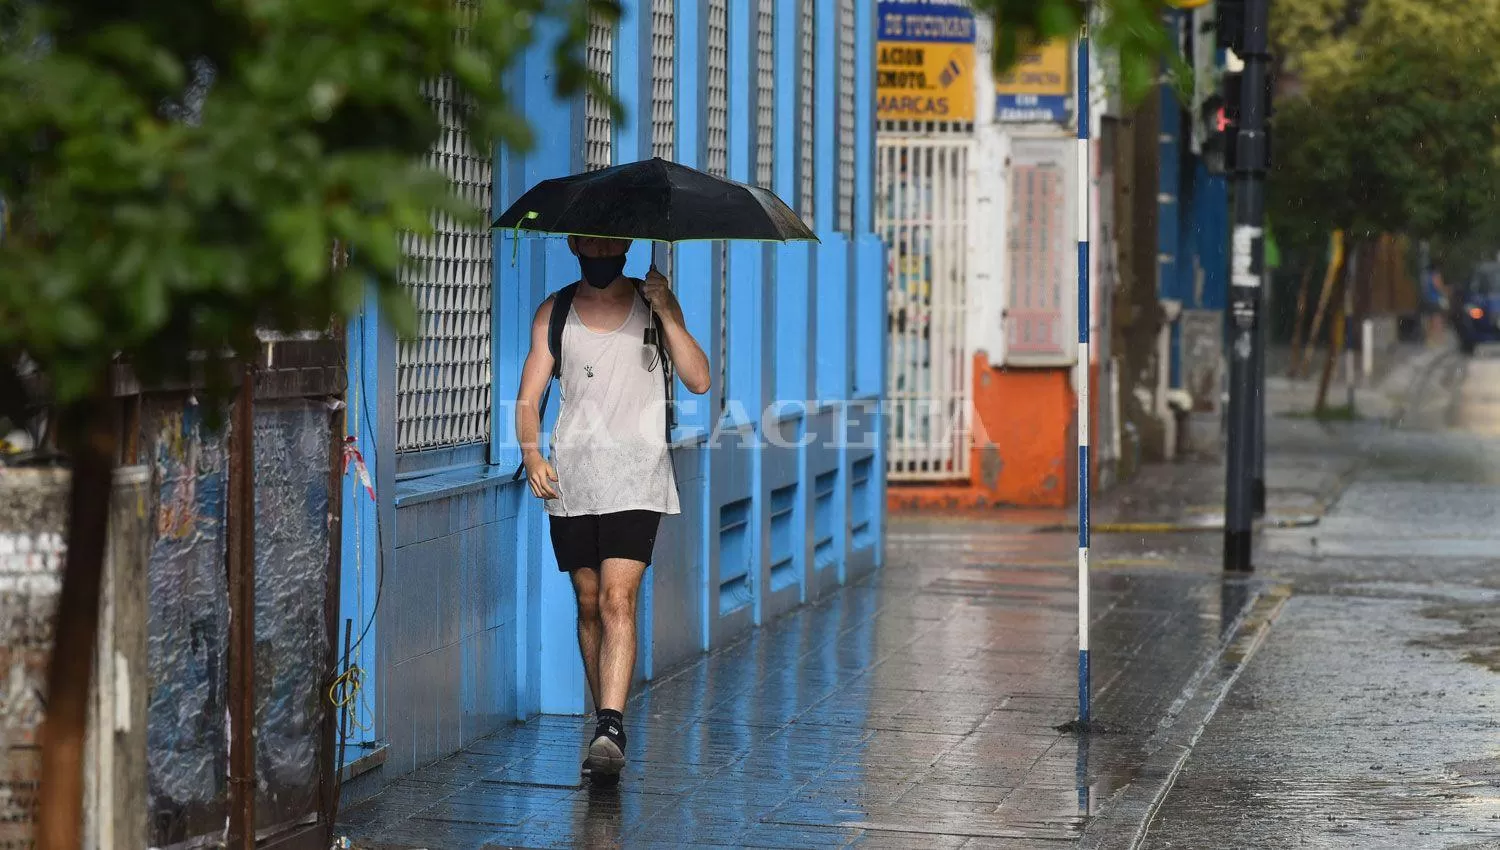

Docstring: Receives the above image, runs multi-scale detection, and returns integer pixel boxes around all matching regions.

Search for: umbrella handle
[510,211,539,267]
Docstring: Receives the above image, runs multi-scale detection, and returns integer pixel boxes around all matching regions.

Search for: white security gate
[879,134,973,481]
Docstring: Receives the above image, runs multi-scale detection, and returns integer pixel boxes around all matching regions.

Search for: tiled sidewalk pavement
[337,517,1272,849]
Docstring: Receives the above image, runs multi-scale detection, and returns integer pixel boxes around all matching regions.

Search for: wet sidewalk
[337,518,1278,849]
[1080,345,1450,534]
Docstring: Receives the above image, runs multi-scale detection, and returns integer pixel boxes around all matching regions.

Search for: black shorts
[549,510,663,572]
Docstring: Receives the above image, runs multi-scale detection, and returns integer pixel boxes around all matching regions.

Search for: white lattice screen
[585,10,614,172]
[705,0,729,179]
[396,75,493,453]
[837,0,856,233]
[651,0,675,160]
[799,0,816,226]
[755,0,775,189]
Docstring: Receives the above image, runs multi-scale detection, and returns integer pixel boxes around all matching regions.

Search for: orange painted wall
[889,352,1100,512]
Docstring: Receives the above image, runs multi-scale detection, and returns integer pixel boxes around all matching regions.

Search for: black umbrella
[492,157,817,243]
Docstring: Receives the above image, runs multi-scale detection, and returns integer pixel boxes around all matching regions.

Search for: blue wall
[1160,11,1229,390]
[340,0,885,796]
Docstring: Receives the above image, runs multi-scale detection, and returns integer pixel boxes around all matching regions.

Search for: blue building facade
[1159,7,1229,409]
[339,0,886,795]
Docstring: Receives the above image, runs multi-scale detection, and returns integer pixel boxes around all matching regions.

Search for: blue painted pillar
[727,0,770,623]
[339,294,381,745]
[1157,13,1184,389]
[814,2,849,404]
[774,0,812,410]
[727,0,763,422]
[1197,164,1229,311]
[851,0,887,570]
[853,0,882,399]
[771,0,815,605]
[511,17,591,716]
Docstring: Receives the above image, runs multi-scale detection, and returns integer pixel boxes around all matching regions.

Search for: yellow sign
[995,39,1072,97]
[877,40,976,122]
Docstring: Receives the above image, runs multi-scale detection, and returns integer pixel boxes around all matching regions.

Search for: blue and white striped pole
[1076,15,1092,729]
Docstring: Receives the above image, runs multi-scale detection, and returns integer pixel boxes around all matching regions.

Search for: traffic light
[1222,70,1242,169]
[1220,69,1275,172]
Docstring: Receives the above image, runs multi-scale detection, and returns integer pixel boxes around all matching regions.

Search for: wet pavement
[1144,349,1500,849]
[336,518,1274,848]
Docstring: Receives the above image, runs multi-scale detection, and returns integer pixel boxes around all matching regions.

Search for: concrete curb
[1035,513,1322,534]
[1078,582,1293,850]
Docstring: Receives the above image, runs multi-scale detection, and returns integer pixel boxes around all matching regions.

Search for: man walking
[1421,261,1450,348]
[515,236,710,784]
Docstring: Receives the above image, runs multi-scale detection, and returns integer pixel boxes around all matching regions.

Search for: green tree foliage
[0,2,610,843]
[0,0,611,409]
[1271,0,1500,248]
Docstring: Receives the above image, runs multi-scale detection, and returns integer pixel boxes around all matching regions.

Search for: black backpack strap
[632,281,676,443]
[549,283,579,378]
[514,284,579,482]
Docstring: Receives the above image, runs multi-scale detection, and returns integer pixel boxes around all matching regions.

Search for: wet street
[1145,350,1500,849]
[338,515,1271,849]
[336,347,1500,849]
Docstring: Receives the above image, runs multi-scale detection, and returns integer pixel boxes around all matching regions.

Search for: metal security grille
[396,75,494,453]
[651,0,675,160]
[585,10,614,171]
[879,136,972,481]
[798,0,815,225]
[755,0,775,188]
[1007,141,1071,361]
[879,120,975,136]
[837,0,856,233]
[705,0,729,179]
[708,0,729,410]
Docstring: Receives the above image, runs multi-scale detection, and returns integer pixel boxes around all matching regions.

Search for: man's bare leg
[570,567,603,708]
[584,557,646,783]
[596,558,647,711]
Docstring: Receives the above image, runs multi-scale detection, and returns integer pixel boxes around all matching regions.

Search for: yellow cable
[329,664,373,735]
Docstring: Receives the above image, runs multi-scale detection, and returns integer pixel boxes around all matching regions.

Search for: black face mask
[579,254,627,289]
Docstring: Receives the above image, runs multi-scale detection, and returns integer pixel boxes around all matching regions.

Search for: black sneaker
[584,733,625,785]
[584,714,627,785]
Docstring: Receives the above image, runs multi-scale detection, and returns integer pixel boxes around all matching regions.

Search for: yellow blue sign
[877,1,977,122]
[995,39,1073,123]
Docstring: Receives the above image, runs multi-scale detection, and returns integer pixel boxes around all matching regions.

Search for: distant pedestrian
[515,236,710,784]
[1421,264,1449,347]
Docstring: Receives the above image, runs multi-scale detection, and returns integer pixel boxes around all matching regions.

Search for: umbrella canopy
[492,157,817,243]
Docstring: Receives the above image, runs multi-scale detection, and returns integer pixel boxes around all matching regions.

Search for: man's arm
[516,297,560,499]
[641,269,712,395]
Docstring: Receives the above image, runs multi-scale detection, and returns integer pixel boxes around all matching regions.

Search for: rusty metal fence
[1,334,347,850]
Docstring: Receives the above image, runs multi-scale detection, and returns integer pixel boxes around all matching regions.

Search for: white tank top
[546,292,681,517]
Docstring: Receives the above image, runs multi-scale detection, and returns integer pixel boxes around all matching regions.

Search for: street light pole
[1224,0,1270,571]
